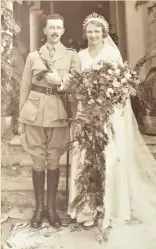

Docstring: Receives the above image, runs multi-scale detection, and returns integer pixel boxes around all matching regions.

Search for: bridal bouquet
[76,60,141,126]
[70,61,141,215]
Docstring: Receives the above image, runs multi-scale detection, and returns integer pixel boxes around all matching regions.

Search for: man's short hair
[44,13,64,27]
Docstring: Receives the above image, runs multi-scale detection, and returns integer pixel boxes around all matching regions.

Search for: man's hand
[44,72,62,86]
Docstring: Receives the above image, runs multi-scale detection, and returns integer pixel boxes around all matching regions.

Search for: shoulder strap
[37,49,51,71]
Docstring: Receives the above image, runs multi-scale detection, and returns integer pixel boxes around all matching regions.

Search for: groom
[18,13,81,228]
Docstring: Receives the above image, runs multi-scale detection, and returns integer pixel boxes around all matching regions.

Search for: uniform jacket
[18,43,81,127]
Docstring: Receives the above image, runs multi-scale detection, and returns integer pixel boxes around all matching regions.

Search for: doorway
[40,1,110,50]
[53,1,110,49]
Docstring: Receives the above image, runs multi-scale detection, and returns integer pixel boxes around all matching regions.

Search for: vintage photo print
[1,1,156,249]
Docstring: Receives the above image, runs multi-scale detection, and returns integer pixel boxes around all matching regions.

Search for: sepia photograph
[1,0,156,248]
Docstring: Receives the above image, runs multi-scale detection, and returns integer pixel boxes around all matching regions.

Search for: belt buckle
[46,87,52,95]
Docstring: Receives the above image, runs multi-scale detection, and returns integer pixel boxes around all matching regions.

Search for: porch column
[124,1,147,77]
[50,1,54,13]
[109,1,127,61]
[30,2,43,51]
[147,3,156,98]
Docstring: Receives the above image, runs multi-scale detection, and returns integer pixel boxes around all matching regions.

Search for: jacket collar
[46,42,61,51]
[39,43,66,62]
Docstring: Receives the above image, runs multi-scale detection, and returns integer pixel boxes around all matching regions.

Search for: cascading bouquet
[70,60,141,216]
[76,60,140,127]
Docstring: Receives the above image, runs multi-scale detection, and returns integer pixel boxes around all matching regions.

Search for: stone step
[2,142,27,155]
[1,173,69,192]
[1,151,71,167]
[2,136,155,170]
[1,190,67,214]
[1,164,69,178]
[8,134,156,147]
[1,135,156,215]
[2,148,156,167]
[2,135,71,167]
[1,116,12,138]
[1,163,70,194]
[142,135,156,145]
[148,146,156,155]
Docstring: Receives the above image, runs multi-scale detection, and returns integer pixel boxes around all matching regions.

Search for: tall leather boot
[30,169,45,228]
[46,168,62,228]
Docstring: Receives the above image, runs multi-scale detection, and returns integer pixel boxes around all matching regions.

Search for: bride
[68,13,156,248]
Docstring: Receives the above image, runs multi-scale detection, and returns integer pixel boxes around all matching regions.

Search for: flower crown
[83,13,109,33]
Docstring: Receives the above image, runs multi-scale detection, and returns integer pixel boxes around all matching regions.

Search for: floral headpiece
[83,12,109,33]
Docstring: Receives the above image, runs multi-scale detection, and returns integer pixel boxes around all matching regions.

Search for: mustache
[51,33,59,37]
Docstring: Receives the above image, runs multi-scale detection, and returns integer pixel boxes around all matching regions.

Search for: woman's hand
[44,72,62,86]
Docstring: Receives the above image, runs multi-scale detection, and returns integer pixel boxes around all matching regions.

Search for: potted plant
[137,72,156,135]
[134,50,156,135]
[134,1,156,135]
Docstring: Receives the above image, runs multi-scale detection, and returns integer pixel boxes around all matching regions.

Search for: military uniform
[19,42,81,171]
[19,42,81,229]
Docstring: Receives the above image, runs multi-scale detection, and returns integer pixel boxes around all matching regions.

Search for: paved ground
[1,208,104,249]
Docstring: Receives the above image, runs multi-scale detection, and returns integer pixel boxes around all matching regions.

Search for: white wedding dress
[68,43,156,249]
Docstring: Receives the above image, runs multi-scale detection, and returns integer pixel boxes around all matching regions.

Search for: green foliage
[70,61,141,215]
[1,0,13,116]
[1,0,21,134]
[135,1,156,116]
[135,1,156,21]
[136,68,156,116]
[1,0,33,135]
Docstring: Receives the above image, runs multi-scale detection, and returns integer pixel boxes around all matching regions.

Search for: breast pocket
[56,68,70,77]
[20,94,40,121]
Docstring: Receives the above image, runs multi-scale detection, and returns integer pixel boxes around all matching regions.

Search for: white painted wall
[30,7,43,51]
[124,1,146,77]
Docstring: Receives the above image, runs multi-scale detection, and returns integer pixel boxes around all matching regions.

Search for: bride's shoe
[83,220,95,227]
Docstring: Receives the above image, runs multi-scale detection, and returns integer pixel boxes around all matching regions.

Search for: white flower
[108,88,114,93]
[115,69,120,75]
[98,132,104,138]
[87,89,91,95]
[131,90,136,96]
[100,73,106,77]
[111,62,118,69]
[108,69,113,75]
[83,79,89,84]
[135,79,141,85]
[93,80,98,84]
[132,70,137,75]
[112,80,120,88]
[106,88,114,98]
[125,73,131,80]
[105,75,111,80]
[122,88,129,94]
[96,206,103,212]
[88,99,94,104]
[96,99,103,105]
[121,78,127,84]
[94,63,101,70]
[106,92,111,98]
